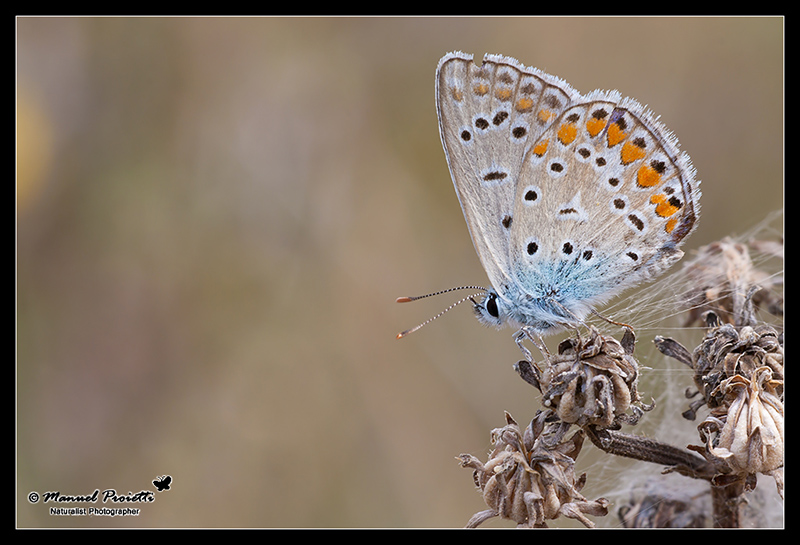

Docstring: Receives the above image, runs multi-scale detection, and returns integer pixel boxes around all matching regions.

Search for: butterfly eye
[485,293,499,318]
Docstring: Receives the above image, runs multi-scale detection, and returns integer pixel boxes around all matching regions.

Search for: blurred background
[17,17,783,528]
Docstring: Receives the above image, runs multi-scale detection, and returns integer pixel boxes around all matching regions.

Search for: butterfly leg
[514,327,550,361]
[513,329,533,361]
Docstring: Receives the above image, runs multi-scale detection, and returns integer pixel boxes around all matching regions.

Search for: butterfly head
[471,283,598,337]
[470,289,505,328]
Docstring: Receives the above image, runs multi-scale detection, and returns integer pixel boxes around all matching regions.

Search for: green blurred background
[17,17,783,528]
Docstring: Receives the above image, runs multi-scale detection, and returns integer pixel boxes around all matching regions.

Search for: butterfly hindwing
[509,97,700,307]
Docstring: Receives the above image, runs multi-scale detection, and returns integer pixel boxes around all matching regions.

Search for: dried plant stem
[585,426,754,527]
[585,426,748,528]
[710,480,746,528]
[584,426,716,480]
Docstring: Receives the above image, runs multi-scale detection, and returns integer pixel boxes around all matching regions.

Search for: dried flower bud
[692,323,784,410]
[458,411,608,528]
[657,321,783,423]
[693,366,784,495]
[657,316,784,496]
[535,328,646,428]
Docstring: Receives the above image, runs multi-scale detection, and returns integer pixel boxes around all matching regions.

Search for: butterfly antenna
[395,285,487,304]
[395,286,487,339]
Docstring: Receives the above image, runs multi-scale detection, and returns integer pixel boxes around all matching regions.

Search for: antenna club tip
[396,297,413,303]
[396,331,407,339]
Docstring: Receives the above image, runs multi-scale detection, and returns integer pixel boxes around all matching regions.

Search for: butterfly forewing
[436,52,579,290]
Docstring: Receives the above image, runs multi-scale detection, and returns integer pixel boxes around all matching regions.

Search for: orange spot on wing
[557,122,578,145]
[586,117,607,137]
[607,122,626,147]
[650,194,679,217]
[474,83,489,96]
[638,164,662,186]
[495,88,512,101]
[537,109,556,123]
[622,142,647,164]
[665,217,678,233]
[533,139,549,156]
[516,97,534,112]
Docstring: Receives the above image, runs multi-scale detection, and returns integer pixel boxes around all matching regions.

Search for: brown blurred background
[17,17,783,528]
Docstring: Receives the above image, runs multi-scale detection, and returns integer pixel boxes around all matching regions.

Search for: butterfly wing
[435,52,580,291]
[508,94,701,315]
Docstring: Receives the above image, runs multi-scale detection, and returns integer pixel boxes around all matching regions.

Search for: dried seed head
[534,328,648,428]
[681,238,783,328]
[693,366,784,495]
[692,323,784,409]
[656,317,783,420]
[656,316,784,496]
[458,411,608,528]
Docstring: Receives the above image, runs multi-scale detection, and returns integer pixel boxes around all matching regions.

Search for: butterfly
[398,52,700,357]
[153,475,172,492]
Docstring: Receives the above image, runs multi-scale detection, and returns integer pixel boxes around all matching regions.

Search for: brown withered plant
[458,232,782,528]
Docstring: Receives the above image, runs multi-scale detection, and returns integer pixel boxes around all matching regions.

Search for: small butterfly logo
[153,475,172,492]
